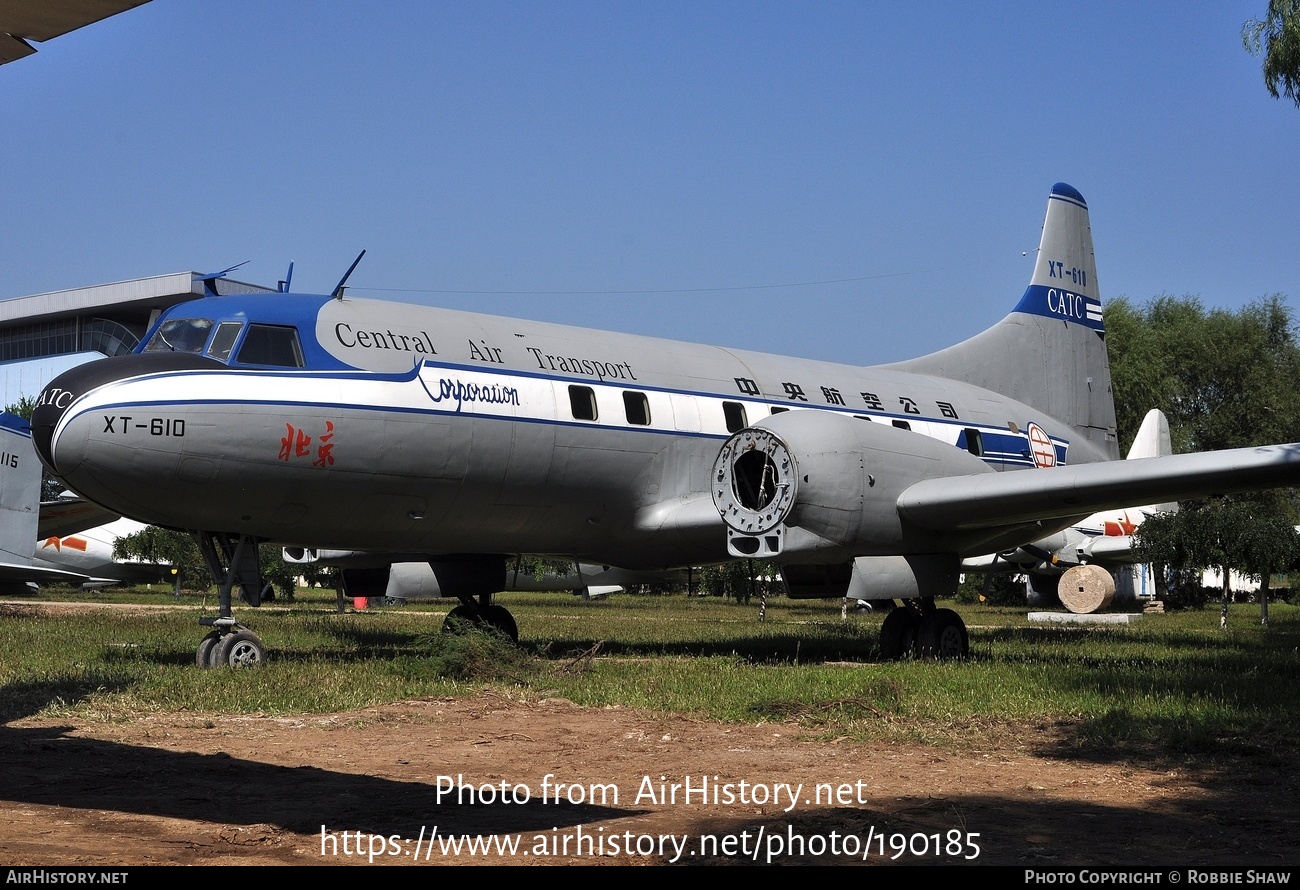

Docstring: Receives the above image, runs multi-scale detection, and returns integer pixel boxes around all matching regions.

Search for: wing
[0,0,151,65]
[0,561,87,584]
[38,497,121,540]
[898,443,1300,533]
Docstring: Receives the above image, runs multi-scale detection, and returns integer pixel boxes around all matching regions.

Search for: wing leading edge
[0,0,151,65]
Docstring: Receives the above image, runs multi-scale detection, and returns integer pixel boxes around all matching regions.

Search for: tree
[1135,498,1300,624]
[695,560,781,604]
[1106,294,1300,454]
[112,526,208,592]
[1110,295,1300,625]
[1243,1,1300,108]
[6,395,66,502]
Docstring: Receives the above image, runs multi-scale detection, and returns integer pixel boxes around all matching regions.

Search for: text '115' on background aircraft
[28,183,1300,667]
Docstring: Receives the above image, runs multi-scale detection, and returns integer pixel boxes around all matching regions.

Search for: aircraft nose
[31,352,226,476]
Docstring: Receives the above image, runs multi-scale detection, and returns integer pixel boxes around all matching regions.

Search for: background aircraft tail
[1125,407,1178,515]
[890,183,1119,461]
[1126,407,1172,460]
[0,413,41,566]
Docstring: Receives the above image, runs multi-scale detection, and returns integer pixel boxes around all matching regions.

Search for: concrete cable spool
[1058,565,1115,614]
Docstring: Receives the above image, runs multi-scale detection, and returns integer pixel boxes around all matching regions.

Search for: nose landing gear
[192,532,269,668]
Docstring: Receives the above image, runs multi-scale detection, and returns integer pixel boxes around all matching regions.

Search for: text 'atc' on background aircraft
[29,183,1300,666]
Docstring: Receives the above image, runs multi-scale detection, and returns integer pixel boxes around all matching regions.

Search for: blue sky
[1,1,1295,366]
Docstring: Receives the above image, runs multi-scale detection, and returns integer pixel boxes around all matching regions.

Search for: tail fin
[889,183,1118,461]
[1126,408,1178,515]
[1126,408,1172,460]
[0,413,40,565]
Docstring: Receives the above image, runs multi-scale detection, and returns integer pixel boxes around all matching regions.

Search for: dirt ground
[3,691,1298,867]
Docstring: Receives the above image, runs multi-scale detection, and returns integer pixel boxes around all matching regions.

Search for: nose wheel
[196,631,221,667]
[196,624,267,668]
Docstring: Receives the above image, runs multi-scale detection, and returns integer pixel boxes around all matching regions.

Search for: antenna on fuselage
[278,262,294,293]
[331,250,366,299]
[196,261,250,297]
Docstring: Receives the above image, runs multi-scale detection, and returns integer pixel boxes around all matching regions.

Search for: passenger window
[623,392,650,425]
[723,401,747,433]
[143,318,213,354]
[770,406,789,415]
[236,324,304,367]
[963,428,984,456]
[892,420,911,431]
[569,386,598,421]
[207,322,243,362]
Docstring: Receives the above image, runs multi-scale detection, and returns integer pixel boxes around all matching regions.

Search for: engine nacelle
[712,410,993,558]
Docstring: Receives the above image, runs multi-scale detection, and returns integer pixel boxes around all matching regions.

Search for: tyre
[195,631,221,669]
[916,608,969,660]
[213,629,267,668]
[482,604,519,643]
[879,608,919,660]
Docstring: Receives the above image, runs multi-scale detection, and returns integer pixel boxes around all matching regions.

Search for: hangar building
[0,272,276,405]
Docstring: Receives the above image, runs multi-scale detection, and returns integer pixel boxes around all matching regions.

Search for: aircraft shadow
[666,788,1299,865]
[0,722,635,837]
[532,634,880,665]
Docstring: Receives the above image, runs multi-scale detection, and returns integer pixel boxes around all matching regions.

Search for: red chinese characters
[278,421,337,467]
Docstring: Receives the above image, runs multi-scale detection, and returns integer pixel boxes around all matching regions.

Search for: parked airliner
[30,184,1300,666]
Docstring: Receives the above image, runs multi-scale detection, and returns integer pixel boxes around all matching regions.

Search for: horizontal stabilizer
[898,443,1300,532]
[38,498,121,540]
[0,560,88,584]
[1076,534,1136,563]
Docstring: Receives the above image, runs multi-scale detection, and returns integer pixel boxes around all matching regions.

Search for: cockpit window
[143,319,214,354]
[207,322,243,362]
[236,324,305,368]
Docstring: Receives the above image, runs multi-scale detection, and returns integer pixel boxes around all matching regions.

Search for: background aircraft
[0,414,93,591]
[0,416,159,591]
[30,184,1300,667]
[283,547,682,628]
[32,516,171,587]
[962,407,1177,610]
[284,547,681,599]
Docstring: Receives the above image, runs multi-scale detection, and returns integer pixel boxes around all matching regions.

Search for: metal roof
[0,272,277,326]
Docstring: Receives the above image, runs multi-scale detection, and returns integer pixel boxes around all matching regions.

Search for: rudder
[0,414,41,565]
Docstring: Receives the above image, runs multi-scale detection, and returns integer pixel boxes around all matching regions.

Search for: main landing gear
[192,532,268,668]
[442,594,519,643]
[877,598,969,661]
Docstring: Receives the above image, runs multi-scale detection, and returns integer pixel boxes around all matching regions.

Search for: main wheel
[879,608,919,660]
[213,629,267,668]
[442,603,519,643]
[916,608,969,660]
[482,604,519,643]
[442,603,479,634]
[195,631,222,669]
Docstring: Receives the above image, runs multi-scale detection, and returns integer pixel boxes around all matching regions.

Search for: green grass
[4,590,1299,763]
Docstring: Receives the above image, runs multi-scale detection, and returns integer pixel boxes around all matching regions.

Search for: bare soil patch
[3,694,1296,866]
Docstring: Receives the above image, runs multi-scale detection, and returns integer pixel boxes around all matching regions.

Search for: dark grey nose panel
[31,352,226,473]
